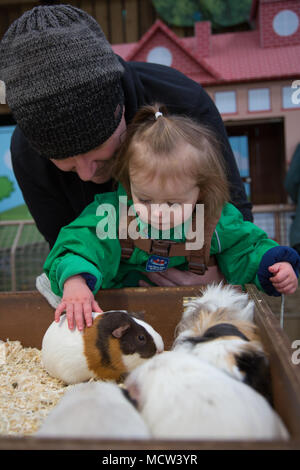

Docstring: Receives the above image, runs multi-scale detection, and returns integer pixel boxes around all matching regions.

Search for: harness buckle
[188,260,207,275]
[149,240,177,257]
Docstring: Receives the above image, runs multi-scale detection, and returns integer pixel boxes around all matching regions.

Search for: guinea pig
[179,282,255,325]
[41,310,164,385]
[36,381,151,439]
[172,283,272,403]
[124,350,289,441]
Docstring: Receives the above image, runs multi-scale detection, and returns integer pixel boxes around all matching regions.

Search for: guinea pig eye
[138,334,146,343]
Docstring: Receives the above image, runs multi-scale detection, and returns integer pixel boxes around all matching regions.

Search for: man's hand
[55,275,102,331]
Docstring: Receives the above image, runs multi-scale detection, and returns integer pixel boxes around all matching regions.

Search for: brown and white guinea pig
[172,283,272,403]
[124,350,289,440]
[36,381,151,439]
[41,310,164,385]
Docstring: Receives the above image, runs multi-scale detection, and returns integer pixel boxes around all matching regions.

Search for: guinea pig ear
[112,323,130,338]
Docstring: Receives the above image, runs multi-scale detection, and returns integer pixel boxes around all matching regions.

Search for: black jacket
[11,59,252,248]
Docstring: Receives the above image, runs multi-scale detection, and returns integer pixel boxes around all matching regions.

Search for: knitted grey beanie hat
[0,5,124,159]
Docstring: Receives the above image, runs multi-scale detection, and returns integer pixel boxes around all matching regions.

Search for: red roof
[112,19,300,86]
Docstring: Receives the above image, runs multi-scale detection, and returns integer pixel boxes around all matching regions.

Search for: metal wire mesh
[0,221,49,292]
[252,205,295,246]
[0,205,296,292]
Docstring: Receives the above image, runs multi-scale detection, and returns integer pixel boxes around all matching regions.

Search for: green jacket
[44,185,280,296]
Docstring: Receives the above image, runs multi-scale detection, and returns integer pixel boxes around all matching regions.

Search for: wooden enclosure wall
[0,0,193,44]
[0,0,190,45]
[0,0,156,44]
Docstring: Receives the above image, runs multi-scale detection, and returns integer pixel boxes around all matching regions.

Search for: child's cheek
[133,203,149,224]
[181,203,194,223]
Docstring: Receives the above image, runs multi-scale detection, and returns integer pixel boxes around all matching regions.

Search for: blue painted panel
[0,125,25,214]
[229,135,251,200]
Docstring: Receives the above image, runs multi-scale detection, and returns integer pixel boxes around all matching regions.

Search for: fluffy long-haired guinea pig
[36,381,151,439]
[41,310,164,385]
[125,350,289,440]
[172,283,272,403]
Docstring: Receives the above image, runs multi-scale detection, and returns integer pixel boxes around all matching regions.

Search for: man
[285,144,300,256]
[0,4,252,288]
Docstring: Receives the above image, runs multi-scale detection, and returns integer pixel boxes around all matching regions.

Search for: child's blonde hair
[113,104,229,221]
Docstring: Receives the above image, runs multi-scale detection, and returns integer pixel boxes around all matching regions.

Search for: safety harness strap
[119,210,219,275]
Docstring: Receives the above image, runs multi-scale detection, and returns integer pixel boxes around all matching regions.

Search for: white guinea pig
[36,381,151,439]
[125,350,289,441]
[179,283,255,324]
[41,310,164,385]
[173,283,272,403]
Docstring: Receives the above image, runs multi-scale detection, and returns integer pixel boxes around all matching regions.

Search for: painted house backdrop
[0,0,300,237]
[112,0,300,214]
[0,124,21,218]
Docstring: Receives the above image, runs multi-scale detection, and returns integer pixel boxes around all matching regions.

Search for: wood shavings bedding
[0,340,71,436]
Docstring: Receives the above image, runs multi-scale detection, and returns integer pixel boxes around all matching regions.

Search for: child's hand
[55,275,102,331]
[268,262,298,295]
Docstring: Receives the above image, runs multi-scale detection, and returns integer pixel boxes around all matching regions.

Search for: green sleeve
[43,191,121,296]
[213,203,278,290]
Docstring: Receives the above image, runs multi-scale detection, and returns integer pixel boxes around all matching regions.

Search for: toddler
[44,104,300,330]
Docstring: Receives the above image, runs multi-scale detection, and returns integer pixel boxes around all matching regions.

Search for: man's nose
[75,156,97,181]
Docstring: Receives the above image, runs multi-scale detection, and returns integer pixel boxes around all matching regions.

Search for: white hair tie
[155,111,163,119]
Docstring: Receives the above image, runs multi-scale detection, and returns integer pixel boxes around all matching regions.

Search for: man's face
[50,112,126,184]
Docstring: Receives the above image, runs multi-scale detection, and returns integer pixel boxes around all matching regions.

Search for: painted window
[147,47,173,66]
[226,121,286,205]
[282,85,300,109]
[273,10,299,37]
[214,91,236,114]
[248,88,270,112]
[228,135,251,200]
